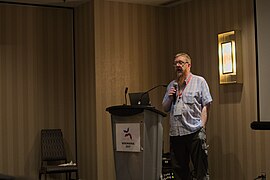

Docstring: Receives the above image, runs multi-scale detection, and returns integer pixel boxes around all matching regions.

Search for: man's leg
[171,136,192,180]
[190,128,209,180]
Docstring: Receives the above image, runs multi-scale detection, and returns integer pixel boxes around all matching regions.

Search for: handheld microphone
[138,84,167,105]
[124,87,128,105]
[173,82,178,104]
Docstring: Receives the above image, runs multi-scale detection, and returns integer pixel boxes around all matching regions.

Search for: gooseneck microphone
[124,87,128,105]
[138,84,167,105]
[173,82,178,104]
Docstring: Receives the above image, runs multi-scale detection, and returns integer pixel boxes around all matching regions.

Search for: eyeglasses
[173,61,188,66]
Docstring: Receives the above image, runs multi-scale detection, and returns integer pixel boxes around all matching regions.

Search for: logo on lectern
[116,123,140,152]
[123,128,132,140]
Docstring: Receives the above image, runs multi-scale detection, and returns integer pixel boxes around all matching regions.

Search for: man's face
[173,55,190,78]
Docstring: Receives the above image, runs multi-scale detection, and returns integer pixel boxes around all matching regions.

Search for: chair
[39,129,79,180]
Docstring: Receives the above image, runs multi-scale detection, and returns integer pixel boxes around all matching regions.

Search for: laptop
[129,92,150,106]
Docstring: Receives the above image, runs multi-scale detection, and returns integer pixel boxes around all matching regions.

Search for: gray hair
[174,53,192,64]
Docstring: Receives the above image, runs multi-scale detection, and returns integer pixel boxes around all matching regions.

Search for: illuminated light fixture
[218,30,243,84]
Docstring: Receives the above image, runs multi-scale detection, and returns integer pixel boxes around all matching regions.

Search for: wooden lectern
[106,105,166,180]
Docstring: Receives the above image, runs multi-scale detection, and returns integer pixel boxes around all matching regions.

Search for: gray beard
[176,71,183,79]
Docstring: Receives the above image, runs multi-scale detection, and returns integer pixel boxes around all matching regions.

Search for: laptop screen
[128,92,150,105]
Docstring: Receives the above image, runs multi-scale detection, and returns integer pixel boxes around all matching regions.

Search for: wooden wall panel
[0,4,74,179]
[94,0,169,179]
[74,1,97,179]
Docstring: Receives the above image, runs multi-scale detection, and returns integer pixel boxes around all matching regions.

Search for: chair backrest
[41,129,67,162]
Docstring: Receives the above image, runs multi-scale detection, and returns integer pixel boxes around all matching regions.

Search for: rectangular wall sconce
[218,30,243,84]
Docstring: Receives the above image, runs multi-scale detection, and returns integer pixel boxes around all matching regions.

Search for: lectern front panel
[110,110,163,180]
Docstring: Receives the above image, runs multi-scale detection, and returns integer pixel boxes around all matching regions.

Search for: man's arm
[201,103,211,128]
[162,96,173,112]
[162,86,176,112]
